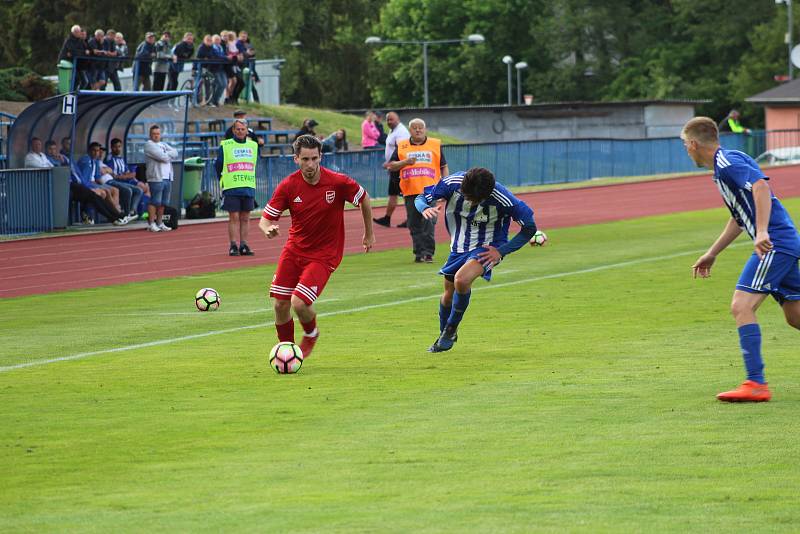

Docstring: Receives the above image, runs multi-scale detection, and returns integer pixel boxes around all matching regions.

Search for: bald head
[386,112,400,130]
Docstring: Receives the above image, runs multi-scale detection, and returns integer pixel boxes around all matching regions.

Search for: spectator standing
[87,29,107,90]
[361,110,380,148]
[216,119,258,256]
[374,111,388,146]
[223,31,243,104]
[236,31,258,101]
[210,34,228,106]
[374,111,410,228]
[168,32,195,91]
[719,109,752,135]
[321,129,348,153]
[114,33,129,87]
[103,29,121,91]
[134,32,156,91]
[24,138,54,169]
[259,135,375,359]
[385,118,448,263]
[144,125,178,232]
[153,31,172,91]
[58,25,90,89]
[223,109,264,146]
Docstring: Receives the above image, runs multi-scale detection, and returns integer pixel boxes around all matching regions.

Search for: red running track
[2,167,800,298]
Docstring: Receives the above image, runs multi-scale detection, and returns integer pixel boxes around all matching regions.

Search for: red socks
[275,319,295,343]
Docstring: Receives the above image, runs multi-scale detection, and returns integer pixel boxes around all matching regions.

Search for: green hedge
[0,67,55,102]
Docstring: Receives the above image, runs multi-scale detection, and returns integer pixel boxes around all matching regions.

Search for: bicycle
[180,69,216,107]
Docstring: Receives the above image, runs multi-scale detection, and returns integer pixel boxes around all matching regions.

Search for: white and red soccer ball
[195,288,220,311]
[269,342,304,374]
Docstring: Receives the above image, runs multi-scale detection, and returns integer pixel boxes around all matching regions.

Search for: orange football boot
[716,380,771,402]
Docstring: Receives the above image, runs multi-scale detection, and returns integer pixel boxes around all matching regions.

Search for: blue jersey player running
[681,117,800,402]
[415,167,540,352]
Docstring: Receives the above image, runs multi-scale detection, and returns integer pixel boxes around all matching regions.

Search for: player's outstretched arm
[693,217,742,278]
[258,217,279,239]
[359,194,375,252]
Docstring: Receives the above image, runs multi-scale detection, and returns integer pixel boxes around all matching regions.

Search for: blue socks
[447,291,471,328]
[738,323,765,384]
[439,302,451,332]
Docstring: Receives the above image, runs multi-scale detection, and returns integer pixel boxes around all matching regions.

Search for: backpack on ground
[185,191,217,219]
[162,205,179,230]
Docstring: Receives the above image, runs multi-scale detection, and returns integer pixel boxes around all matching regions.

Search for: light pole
[777,0,794,80]
[502,55,513,106]
[365,34,485,108]
[515,61,528,105]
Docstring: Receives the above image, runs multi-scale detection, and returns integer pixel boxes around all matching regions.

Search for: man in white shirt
[24,138,54,169]
[374,112,410,228]
[144,125,179,232]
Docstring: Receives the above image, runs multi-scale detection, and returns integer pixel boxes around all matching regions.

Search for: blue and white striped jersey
[714,148,800,257]
[422,172,535,253]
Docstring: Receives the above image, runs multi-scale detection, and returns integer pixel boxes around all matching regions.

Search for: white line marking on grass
[0,245,736,373]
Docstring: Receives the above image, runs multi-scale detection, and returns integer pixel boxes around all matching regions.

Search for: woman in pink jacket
[361,110,380,148]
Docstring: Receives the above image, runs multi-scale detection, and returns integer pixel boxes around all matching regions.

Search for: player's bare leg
[717,290,772,402]
[273,298,294,343]
[292,295,319,358]
[429,260,483,353]
[781,300,800,330]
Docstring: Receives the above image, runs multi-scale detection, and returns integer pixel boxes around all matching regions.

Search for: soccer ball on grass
[269,342,304,374]
[529,230,548,247]
[195,288,220,311]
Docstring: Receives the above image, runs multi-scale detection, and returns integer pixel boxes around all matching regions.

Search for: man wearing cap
[134,32,156,91]
[223,110,264,146]
[216,119,258,256]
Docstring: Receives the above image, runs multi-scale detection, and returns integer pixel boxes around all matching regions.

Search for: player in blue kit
[415,167,540,352]
[681,117,800,402]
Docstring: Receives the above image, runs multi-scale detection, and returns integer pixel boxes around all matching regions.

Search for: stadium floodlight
[515,62,528,105]
[776,0,794,79]
[365,34,486,107]
[502,56,513,106]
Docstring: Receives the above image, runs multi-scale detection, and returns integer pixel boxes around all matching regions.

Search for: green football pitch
[2,202,800,531]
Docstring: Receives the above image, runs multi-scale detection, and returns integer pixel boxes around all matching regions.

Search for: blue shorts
[439,248,498,282]
[736,251,800,304]
[222,195,256,212]
[148,181,172,206]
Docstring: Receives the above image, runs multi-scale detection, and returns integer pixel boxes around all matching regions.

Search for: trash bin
[57,60,74,94]
[183,157,205,205]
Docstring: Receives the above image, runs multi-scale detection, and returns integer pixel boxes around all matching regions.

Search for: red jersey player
[259,135,375,358]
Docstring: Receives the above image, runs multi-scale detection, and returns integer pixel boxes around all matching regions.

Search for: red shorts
[269,250,335,305]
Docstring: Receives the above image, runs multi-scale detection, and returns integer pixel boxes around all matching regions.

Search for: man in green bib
[215,119,258,256]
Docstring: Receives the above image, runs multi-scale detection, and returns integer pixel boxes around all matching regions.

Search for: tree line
[0,0,793,125]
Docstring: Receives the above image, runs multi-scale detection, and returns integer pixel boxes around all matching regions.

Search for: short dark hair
[111,138,122,146]
[293,134,322,155]
[31,137,41,143]
[149,124,160,132]
[461,167,495,202]
[89,142,102,149]
[45,140,57,149]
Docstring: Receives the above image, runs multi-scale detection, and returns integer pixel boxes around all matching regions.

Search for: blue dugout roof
[7,90,190,168]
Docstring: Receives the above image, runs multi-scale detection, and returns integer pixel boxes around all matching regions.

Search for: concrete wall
[384,103,698,143]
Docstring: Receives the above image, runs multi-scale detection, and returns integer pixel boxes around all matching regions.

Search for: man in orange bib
[385,118,449,263]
